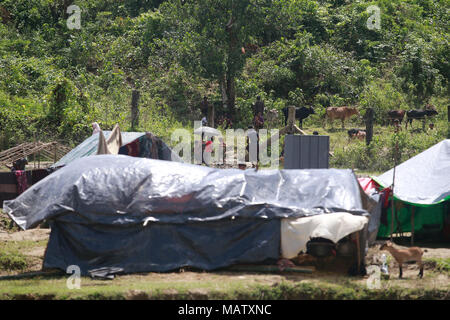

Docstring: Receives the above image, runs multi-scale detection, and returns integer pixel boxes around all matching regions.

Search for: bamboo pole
[411,206,415,246]
[390,121,400,241]
[33,137,36,169]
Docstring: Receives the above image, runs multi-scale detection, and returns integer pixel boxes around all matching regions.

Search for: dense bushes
[331,126,446,172]
[0,0,448,171]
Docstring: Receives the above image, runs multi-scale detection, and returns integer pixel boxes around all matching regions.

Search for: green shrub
[330,126,445,172]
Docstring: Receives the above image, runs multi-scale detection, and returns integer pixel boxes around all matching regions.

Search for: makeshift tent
[4,155,369,276]
[53,131,182,168]
[0,169,51,208]
[372,139,450,239]
[358,177,384,245]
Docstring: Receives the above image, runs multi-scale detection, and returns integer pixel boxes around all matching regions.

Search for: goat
[380,241,426,279]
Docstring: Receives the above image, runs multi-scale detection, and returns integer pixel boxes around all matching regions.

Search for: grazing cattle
[348,129,366,141]
[405,109,438,129]
[325,107,359,129]
[387,110,406,125]
[282,106,315,128]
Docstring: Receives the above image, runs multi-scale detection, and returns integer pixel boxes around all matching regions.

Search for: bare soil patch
[0,229,50,242]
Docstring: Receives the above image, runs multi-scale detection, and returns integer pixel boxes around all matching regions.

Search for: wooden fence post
[447,105,450,139]
[365,108,374,146]
[131,89,140,130]
[287,106,296,127]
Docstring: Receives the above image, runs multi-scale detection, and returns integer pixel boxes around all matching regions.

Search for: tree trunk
[226,75,236,116]
[219,75,236,122]
[225,8,237,120]
[365,108,374,146]
[220,76,228,111]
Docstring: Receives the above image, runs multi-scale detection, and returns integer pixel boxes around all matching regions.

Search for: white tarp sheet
[373,139,450,205]
[281,212,369,259]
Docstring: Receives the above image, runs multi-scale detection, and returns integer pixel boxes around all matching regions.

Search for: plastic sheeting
[281,212,369,259]
[373,139,450,206]
[44,218,281,275]
[358,177,383,245]
[53,131,181,168]
[4,155,368,274]
[358,177,379,195]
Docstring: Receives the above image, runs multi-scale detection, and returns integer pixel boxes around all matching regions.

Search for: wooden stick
[390,197,395,241]
[391,125,399,241]
[227,265,314,274]
[356,232,361,274]
[411,206,415,246]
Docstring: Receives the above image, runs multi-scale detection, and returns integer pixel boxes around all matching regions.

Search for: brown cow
[325,107,360,129]
[387,110,406,125]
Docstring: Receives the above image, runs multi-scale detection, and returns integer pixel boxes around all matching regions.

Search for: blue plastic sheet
[4,155,368,275]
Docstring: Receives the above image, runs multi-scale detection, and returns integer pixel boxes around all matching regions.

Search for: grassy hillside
[0,0,448,171]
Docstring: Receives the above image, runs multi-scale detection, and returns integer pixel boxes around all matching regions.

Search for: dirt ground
[0,211,449,299]
[1,226,448,289]
[0,228,50,242]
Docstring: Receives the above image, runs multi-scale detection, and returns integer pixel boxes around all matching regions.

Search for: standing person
[253,96,265,115]
[6,158,28,172]
[225,113,233,129]
[200,96,214,127]
[253,96,265,129]
[253,112,264,130]
[200,96,209,119]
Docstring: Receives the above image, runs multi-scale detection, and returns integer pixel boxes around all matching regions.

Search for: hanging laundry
[14,170,28,194]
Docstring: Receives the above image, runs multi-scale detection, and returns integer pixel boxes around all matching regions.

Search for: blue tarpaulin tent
[4,155,369,276]
[53,131,182,168]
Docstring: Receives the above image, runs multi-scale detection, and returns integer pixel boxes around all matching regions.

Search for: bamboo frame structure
[0,141,71,168]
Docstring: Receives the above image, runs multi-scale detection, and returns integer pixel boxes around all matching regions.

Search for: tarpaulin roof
[52,131,180,167]
[373,139,450,206]
[5,155,368,229]
[4,155,368,274]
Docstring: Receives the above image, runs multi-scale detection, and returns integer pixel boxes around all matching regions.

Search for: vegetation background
[0,0,448,172]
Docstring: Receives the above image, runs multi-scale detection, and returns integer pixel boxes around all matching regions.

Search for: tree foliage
[0,0,448,149]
